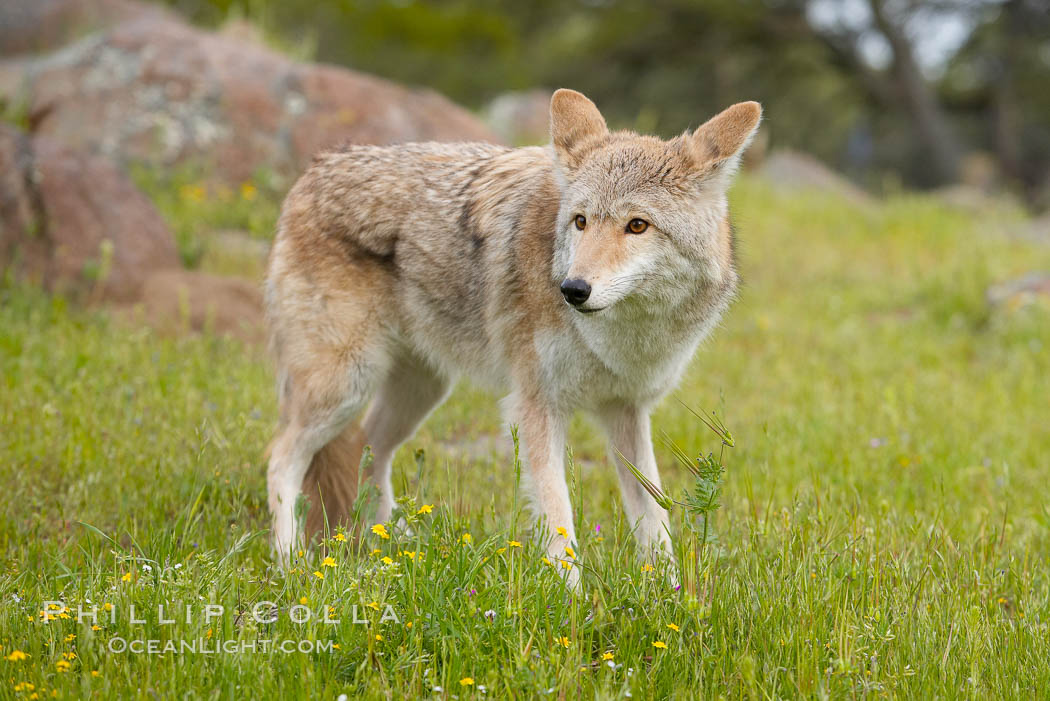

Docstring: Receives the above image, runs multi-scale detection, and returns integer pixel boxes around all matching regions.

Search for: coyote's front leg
[597,404,675,571]
[509,389,579,588]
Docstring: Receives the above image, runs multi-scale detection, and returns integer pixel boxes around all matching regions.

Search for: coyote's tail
[301,421,368,542]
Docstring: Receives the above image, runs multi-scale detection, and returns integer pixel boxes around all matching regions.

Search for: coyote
[265,89,760,585]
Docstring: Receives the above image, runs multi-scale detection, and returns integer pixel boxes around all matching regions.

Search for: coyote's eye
[626,218,649,234]
[574,214,587,230]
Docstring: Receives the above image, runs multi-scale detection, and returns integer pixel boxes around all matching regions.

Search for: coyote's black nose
[560,278,591,306]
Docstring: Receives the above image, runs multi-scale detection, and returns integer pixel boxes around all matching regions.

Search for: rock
[1,14,500,184]
[0,123,178,301]
[1024,214,1050,244]
[134,269,264,342]
[930,184,1024,215]
[758,150,874,207]
[196,229,271,280]
[485,89,553,145]
[959,152,1002,192]
[210,229,271,263]
[0,0,170,57]
[740,127,769,171]
[987,273,1050,312]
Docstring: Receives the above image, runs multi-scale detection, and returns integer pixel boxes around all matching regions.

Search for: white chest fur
[534,303,717,409]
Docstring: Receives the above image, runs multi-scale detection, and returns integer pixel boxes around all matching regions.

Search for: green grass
[129,164,283,270]
[2,179,1049,698]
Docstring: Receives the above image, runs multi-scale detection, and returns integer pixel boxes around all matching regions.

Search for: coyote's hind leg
[266,272,391,563]
[360,351,451,524]
[268,394,374,562]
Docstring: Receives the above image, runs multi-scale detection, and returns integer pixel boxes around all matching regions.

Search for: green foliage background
[159,0,1050,199]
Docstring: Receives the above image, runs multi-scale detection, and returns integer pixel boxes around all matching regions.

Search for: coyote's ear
[688,101,762,179]
[550,89,608,171]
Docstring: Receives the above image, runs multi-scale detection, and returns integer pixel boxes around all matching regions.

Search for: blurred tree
[943,0,1050,202]
[807,0,966,184]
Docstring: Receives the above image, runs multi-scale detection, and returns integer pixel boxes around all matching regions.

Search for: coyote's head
[549,89,761,316]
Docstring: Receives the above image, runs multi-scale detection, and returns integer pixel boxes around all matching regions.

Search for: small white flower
[484,609,496,621]
[337,695,348,701]
[141,563,153,572]
[433,686,443,693]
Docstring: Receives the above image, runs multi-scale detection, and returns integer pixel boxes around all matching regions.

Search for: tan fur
[264,89,762,583]
[301,420,367,541]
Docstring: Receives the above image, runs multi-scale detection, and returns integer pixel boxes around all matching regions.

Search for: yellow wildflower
[556,636,570,648]
[461,533,472,544]
[460,677,474,687]
[333,532,346,542]
[556,527,568,538]
[313,570,324,580]
[564,546,575,558]
[417,504,433,514]
[240,183,257,201]
[602,652,614,661]
[179,184,206,202]
[121,572,132,582]
[6,650,28,661]
[508,540,522,548]
[299,597,308,605]
[322,556,337,568]
[652,641,667,649]
[55,659,71,672]
[371,523,390,539]
[667,623,680,632]
[381,556,394,565]
[641,563,655,573]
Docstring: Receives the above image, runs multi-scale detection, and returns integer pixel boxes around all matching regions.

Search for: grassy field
[1,179,1049,699]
